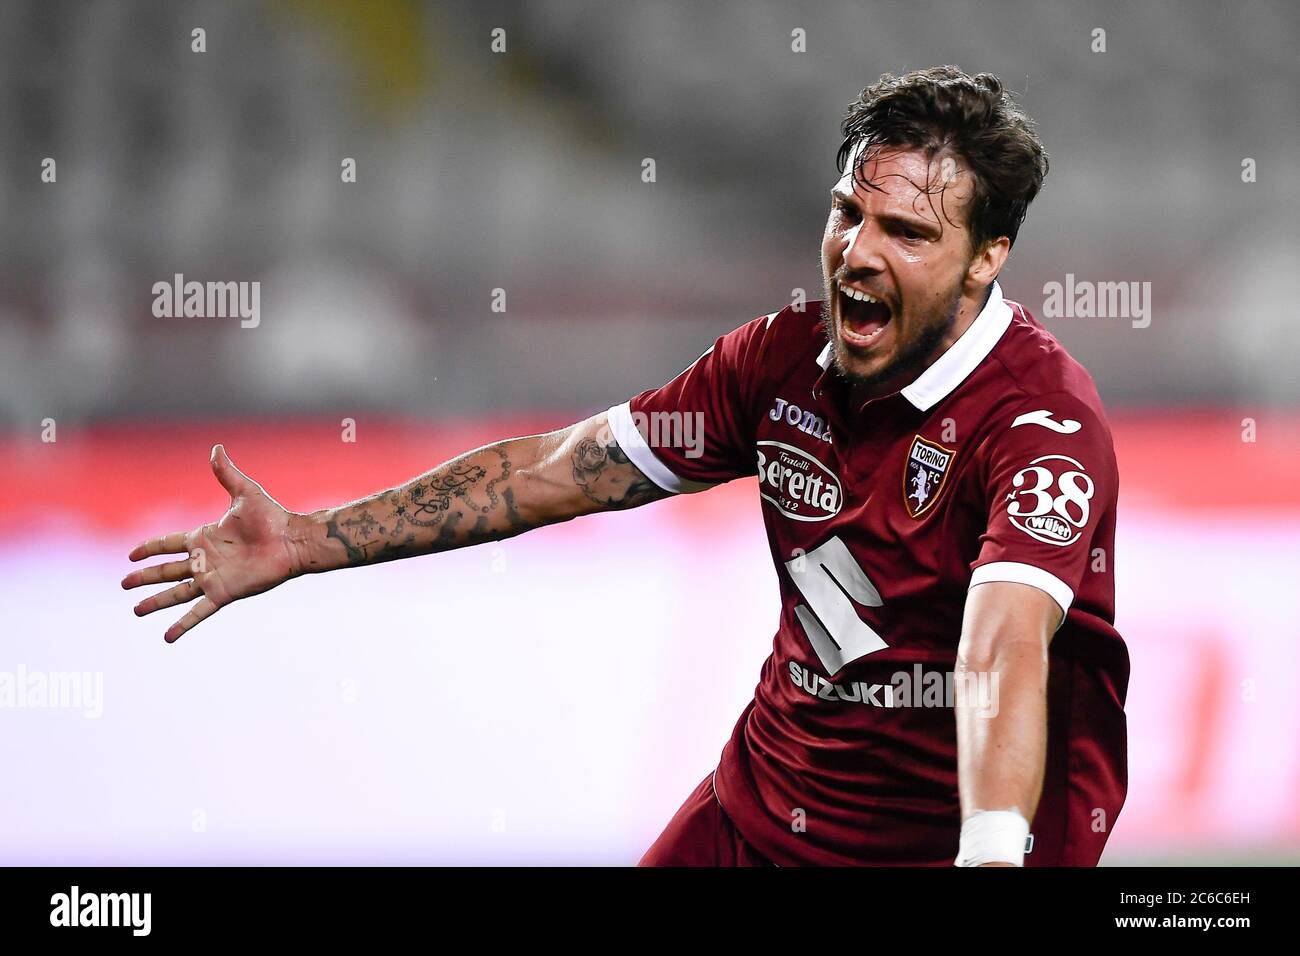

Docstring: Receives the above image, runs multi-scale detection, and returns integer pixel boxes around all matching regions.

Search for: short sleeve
[605,313,773,493]
[969,391,1118,618]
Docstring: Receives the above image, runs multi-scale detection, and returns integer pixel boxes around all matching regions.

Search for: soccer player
[123,66,1128,867]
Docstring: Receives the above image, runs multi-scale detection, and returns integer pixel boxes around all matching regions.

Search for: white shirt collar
[815,281,1013,412]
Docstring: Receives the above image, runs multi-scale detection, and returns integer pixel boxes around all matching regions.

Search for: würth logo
[903,435,955,517]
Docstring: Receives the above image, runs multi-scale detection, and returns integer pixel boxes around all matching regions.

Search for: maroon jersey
[607,282,1128,866]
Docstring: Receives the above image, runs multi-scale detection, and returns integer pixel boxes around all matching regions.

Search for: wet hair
[836,66,1048,251]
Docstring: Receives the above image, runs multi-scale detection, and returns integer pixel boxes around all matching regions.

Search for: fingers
[132,579,201,617]
[121,556,195,591]
[128,531,189,562]
[165,596,218,644]
[211,443,252,498]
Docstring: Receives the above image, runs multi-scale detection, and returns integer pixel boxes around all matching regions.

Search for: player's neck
[845,287,990,407]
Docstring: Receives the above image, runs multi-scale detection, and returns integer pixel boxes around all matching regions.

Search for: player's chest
[751,390,982,568]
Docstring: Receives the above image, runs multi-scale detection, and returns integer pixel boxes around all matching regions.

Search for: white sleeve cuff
[969,561,1074,619]
[604,402,714,495]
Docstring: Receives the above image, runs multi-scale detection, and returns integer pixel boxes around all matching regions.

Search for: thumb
[211,443,252,498]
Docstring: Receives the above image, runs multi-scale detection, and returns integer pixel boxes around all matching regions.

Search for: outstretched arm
[123,411,668,642]
[291,411,667,571]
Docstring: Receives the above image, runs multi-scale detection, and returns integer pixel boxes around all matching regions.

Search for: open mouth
[836,282,893,349]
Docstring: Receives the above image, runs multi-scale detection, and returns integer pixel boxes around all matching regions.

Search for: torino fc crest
[903,436,956,518]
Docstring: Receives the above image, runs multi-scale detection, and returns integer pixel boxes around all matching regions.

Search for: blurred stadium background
[1,0,1297,864]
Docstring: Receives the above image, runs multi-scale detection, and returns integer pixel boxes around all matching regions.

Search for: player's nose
[842,218,887,274]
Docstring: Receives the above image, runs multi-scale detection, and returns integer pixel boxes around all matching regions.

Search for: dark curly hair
[836,66,1048,252]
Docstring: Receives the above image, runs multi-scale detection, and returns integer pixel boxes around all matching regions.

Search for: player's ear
[967,235,1009,288]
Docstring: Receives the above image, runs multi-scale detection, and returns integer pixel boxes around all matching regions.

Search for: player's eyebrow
[876,211,943,237]
[830,188,944,236]
[830,185,856,204]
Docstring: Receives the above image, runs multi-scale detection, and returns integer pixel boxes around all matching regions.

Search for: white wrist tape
[955,810,1030,867]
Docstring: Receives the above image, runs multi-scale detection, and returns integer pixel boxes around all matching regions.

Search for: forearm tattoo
[323,446,524,566]
[317,432,665,569]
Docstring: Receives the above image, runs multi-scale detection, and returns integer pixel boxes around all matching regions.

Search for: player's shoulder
[722,298,829,376]
[745,299,826,344]
[967,298,1119,483]
[988,297,1110,427]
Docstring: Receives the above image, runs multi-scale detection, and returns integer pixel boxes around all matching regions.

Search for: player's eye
[833,199,860,223]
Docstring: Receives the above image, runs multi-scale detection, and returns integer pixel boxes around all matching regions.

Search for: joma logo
[768,397,832,443]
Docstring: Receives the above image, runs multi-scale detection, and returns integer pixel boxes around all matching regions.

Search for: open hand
[122,444,298,642]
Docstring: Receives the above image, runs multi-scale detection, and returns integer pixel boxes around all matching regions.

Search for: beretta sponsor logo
[756,440,842,521]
